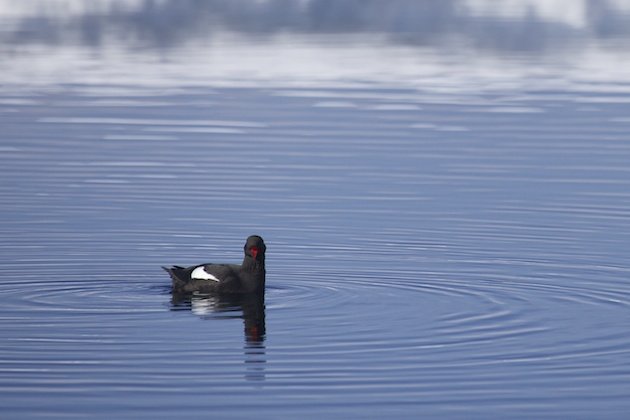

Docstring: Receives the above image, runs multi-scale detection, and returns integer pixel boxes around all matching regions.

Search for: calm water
[2,1,630,418]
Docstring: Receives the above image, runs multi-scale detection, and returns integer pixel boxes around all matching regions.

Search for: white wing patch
[191,266,220,282]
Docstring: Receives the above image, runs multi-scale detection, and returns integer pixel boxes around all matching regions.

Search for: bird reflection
[171,291,266,381]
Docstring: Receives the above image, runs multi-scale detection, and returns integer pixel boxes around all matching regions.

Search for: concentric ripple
[4,215,630,418]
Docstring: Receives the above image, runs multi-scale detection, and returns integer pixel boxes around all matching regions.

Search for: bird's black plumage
[163,235,266,294]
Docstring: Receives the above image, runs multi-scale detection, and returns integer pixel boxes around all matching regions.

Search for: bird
[163,235,266,294]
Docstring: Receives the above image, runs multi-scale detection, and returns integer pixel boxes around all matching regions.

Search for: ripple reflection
[171,292,267,381]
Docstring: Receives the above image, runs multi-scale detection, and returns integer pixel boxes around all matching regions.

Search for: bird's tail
[162,266,188,291]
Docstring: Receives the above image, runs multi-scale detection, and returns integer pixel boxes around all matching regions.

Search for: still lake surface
[2,1,630,418]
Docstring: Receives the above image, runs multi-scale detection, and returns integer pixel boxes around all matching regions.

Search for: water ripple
[3,84,630,418]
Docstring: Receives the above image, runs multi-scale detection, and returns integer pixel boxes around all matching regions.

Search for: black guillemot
[163,235,266,294]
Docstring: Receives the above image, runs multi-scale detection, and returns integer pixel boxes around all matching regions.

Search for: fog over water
[2,0,630,89]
